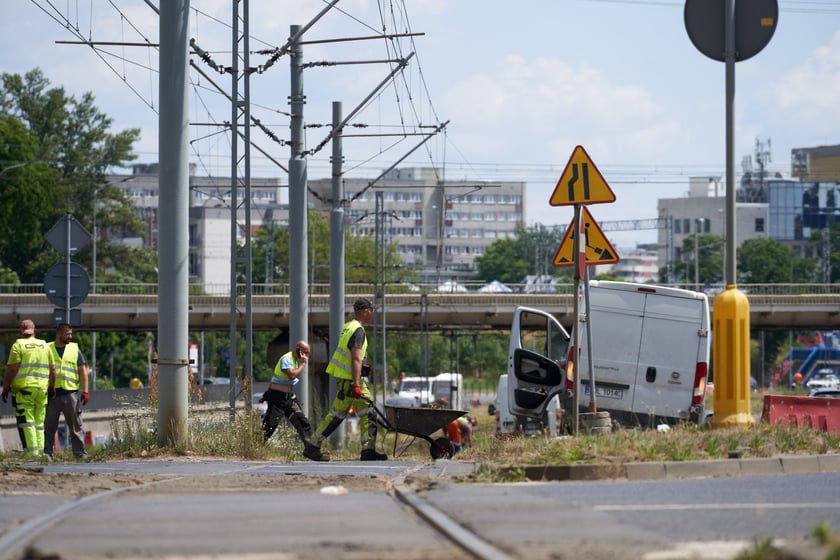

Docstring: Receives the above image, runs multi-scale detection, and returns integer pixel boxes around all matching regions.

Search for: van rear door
[507,306,570,417]
[632,285,709,423]
[577,283,646,418]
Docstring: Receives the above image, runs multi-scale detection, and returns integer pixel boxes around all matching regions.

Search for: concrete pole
[157,0,190,447]
[228,1,240,419]
[289,25,310,413]
[328,101,345,446]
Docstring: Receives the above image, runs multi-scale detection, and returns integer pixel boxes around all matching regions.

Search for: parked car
[808,387,840,398]
[384,396,418,408]
[805,369,840,390]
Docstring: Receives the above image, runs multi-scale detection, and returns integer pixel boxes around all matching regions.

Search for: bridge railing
[3,282,840,297]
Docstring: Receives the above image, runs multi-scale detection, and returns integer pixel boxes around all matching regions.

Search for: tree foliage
[475,224,569,284]
[251,209,413,286]
[382,331,509,381]
[0,69,143,281]
[737,237,817,284]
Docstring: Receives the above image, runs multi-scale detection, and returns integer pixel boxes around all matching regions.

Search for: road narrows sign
[549,145,616,206]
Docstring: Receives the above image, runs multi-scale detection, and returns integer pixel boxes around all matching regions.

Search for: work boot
[303,444,330,462]
[360,448,388,461]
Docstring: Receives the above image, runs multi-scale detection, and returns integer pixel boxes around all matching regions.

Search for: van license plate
[585,386,624,400]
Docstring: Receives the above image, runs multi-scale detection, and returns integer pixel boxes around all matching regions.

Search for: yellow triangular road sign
[549,145,616,206]
[552,207,620,267]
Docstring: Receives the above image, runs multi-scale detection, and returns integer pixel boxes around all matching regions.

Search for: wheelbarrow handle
[360,395,395,431]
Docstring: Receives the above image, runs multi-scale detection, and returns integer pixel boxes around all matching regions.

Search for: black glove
[1,387,8,403]
[48,388,56,402]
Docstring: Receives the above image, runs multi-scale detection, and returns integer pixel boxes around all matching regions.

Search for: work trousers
[262,389,312,446]
[44,391,86,456]
[12,388,47,458]
[311,378,378,451]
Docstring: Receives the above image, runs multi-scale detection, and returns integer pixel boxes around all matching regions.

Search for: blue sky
[3,1,839,247]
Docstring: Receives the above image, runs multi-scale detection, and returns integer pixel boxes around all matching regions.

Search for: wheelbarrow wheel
[430,437,454,460]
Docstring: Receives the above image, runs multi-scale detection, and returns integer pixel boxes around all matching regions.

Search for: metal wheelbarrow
[370,403,467,460]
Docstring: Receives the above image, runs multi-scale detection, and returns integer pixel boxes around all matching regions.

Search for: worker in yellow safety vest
[261,339,316,456]
[2,319,56,460]
[44,323,90,460]
[305,297,388,462]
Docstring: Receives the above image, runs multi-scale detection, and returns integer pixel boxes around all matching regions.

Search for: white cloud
[774,31,840,121]
[439,53,689,166]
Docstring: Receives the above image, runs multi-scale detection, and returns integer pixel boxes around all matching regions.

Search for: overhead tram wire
[30,0,159,112]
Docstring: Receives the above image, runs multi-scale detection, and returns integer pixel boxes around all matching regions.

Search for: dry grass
[452,393,840,472]
[5,388,837,471]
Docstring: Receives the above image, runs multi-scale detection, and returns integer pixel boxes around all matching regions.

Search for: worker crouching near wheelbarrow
[305,298,388,462]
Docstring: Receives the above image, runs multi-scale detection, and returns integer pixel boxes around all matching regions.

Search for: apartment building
[307,168,525,280]
[109,165,524,287]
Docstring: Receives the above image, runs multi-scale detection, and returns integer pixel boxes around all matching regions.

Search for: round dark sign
[44,262,90,308]
[685,0,778,62]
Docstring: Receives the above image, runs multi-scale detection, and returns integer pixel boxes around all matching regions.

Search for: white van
[508,280,710,428]
[496,374,561,436]
[397,376,433,406]
[431,373,463,409]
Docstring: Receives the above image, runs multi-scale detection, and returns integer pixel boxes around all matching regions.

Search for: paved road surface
[2,457,840,560]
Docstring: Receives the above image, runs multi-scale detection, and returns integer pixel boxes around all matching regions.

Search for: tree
[251,209,412,286]
[475,224,569,284]
[737,237,817,284]
[0,69,142,282]
[0,116,58,274]
[737,237,818,380]
[383,330,509,381]
[474,237,529,284]
[664,233,724,286]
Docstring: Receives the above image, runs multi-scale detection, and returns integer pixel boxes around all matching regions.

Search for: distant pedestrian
[44,323,90,460]
[2,320,56,460]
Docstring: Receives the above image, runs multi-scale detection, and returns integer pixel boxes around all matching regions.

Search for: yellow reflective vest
[48,342,81,391]
[270,350,300,386]
[8,337,53,391]
[326,319,366,380]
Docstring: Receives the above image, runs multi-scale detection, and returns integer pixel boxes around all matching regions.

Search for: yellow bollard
[711,285,755,426]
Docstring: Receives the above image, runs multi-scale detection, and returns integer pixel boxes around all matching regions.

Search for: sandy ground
[0,461,390,498]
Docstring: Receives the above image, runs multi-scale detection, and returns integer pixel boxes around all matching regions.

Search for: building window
[755,217,765,232]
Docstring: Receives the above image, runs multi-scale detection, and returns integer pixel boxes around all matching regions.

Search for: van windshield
[400,379,429,392]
